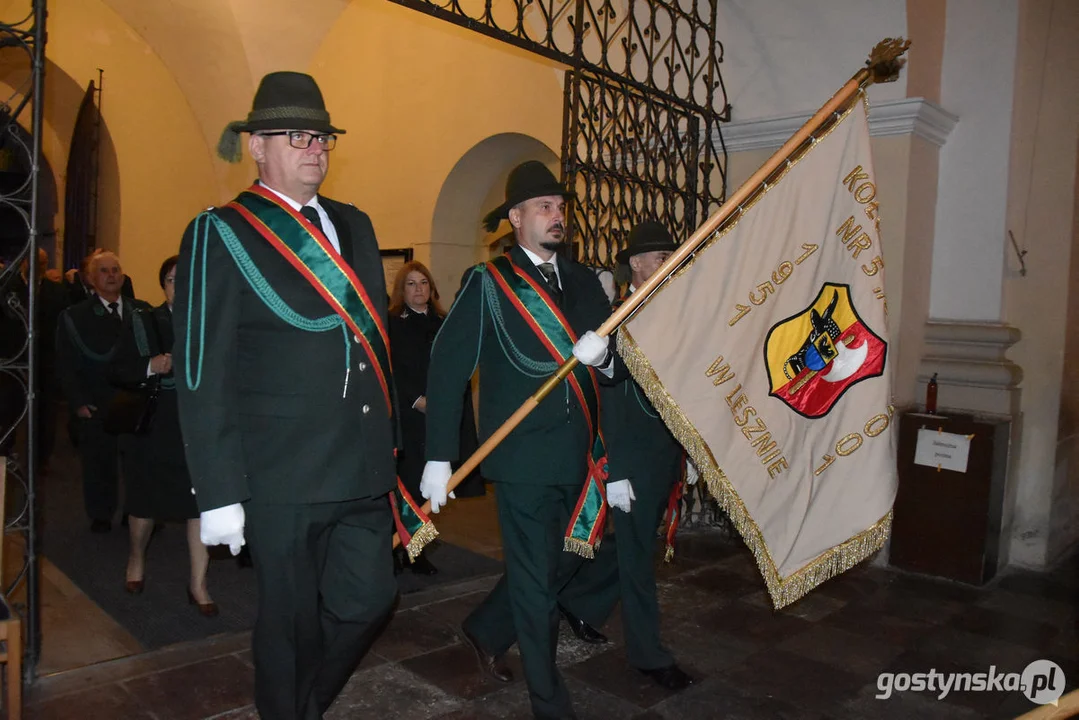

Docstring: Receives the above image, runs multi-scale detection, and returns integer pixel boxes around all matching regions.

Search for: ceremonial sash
[486,254,608,558]
[226,186,434,552]
[663,458,687,562]
[227,185,393,415]
[391,477,438,560]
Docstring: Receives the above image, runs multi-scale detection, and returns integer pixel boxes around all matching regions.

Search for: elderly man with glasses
[173,72,398,720]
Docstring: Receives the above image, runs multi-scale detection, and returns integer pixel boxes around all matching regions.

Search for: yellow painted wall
[311,1,565,294]
[0,0,220,304]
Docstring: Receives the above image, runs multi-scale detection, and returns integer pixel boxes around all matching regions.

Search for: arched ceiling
[99,0,350,154]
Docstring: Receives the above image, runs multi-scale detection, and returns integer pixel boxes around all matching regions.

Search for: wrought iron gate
[0,0,48,681]
[386,0,730,265]
[387,0,733,529]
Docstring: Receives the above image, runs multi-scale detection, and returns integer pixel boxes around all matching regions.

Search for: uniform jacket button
[362,404,370,414]
[358,361,367,371]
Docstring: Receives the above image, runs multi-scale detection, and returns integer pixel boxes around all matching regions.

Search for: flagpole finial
[865,37,912,85]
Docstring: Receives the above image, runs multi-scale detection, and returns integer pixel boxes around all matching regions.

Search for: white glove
[606,479,635,513]
[572,330,610,367]
[420,460,456,513]
[200,503,246,556]
[686,460,700,486]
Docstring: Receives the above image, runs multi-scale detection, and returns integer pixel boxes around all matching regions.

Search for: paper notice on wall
[913,429,972,473]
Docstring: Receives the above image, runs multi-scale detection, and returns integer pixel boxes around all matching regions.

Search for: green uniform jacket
[602,364,683,485]
[425,245,619,485]
[172,195,397,511]
[56,296,152,411]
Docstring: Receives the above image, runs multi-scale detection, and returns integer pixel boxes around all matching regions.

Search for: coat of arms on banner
[764,283,887,419]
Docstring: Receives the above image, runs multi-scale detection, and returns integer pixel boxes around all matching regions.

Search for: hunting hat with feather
[482,160,574,232]
[216,71,346,163]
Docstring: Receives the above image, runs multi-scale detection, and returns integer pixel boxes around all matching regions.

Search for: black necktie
[107,301,120,322]
[538,262,563,307]
[301,206,325,236]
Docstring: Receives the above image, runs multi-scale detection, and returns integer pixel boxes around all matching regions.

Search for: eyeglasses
[259,130,337,151]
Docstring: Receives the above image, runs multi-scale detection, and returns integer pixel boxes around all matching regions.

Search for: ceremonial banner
[619,96,896,608]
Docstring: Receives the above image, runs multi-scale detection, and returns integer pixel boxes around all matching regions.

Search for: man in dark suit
[556,221,695,690]
[422,161,620,719]
[55,250,151,531]
[173,72,397,720]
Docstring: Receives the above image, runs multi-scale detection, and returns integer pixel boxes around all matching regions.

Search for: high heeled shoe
[187,588,219,617]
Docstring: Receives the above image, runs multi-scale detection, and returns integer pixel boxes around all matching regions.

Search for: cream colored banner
[620,98,896,608]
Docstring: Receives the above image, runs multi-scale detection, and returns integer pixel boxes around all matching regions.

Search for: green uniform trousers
[244,496,396,720]
[558,465,680,670]
[463,482,588,720]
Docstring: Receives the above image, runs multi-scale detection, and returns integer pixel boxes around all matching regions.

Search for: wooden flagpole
[395,38,911,538]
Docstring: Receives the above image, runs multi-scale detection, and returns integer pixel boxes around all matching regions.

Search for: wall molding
[717,97,959,153]
[917,321,1023,418]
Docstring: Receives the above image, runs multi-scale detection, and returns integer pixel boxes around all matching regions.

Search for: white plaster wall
[928,0,1018,322]
[1003,0,1079,567]
[716,0,907,120]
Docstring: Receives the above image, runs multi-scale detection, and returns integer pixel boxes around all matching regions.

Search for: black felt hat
[217,72,346,163]
[615,220,679,265]
[482,161,574,232]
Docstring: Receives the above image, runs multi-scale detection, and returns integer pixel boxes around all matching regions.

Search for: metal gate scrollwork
[0,0,47,681]
[387,0,731,264]
[389,0,733,532]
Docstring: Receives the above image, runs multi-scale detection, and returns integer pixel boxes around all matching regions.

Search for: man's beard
[539,240,565,252]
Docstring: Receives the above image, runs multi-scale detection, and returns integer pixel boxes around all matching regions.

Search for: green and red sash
[663,458,687,562]
[229,185,394,415]
[391,476,439,560]
[486,254,608,558]
[227,185,434,552]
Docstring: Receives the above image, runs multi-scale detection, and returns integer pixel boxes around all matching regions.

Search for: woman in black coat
[109,255,217,616]
[389,261,483,574]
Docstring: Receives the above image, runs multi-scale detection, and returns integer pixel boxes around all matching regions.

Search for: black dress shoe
[638,664,694,690]
[461,627,513,683]
[559,606,608,644]
[90,519,112,534]
[410,552,438,576]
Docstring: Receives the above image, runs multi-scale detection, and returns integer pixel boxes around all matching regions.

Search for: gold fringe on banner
[619,323,890,610]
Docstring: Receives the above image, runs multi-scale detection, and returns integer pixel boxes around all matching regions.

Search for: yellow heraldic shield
[765,283,887,419]
[618,94,897,608]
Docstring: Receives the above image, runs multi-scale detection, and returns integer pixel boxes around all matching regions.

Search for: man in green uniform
[557,221,696,690]
[422,161,619,720]
[173,72,397,720]
[55,251,151,532]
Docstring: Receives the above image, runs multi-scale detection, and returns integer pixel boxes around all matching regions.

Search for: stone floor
[21,497,1079,720]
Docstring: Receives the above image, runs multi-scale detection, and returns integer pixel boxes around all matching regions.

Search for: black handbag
[103,379,160,435]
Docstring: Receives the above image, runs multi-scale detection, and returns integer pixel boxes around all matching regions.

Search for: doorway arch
[428,132,558,297]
